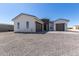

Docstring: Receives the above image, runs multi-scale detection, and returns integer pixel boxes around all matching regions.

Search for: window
[50,27,53,29]
[17,22,20,29]
[26,21,29,29]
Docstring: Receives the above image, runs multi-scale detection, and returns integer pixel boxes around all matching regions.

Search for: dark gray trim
[54,18,69,22]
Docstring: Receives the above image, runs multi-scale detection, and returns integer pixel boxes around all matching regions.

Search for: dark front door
[36,22,42,32]
[56,23,65,31]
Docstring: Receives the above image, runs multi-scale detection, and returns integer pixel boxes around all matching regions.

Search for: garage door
[56,23,65,31]
[36,22,42,32]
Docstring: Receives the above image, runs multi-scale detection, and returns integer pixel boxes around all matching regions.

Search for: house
[12,13,69,32]
[73,25,79,30]
[49,19,69,31]
[68,25,79,31]
[67,25,79,31]
[12,13,44,32]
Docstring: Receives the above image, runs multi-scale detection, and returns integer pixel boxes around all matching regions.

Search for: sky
[0,3,79,27]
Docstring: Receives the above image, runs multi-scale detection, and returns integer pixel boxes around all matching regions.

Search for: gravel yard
[0,31,79,56]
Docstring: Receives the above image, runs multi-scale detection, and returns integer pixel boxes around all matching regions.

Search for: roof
[49,21,54,23]
[54,18,69,22]
[12,13,43,24]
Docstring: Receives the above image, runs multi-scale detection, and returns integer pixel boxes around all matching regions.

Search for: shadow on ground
[14,31,48,34]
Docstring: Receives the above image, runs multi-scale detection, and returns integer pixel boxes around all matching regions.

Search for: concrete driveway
[0,31,79,56]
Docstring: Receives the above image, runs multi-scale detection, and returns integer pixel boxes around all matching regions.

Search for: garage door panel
[56,23,65,31]
[36,22,42,32]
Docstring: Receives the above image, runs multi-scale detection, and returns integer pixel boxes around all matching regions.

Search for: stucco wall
[14,15,36,32]
[49,22,54,31]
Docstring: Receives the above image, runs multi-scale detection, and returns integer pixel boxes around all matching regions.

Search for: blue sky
[0,3,79,27]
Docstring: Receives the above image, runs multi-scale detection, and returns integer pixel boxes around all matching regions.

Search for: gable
[12,13,37,21]
[12,13,43,24]
[54,19,69,24]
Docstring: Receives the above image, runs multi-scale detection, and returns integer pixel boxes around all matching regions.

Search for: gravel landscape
[0,31,79,56]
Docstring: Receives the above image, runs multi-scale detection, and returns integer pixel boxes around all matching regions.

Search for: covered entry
[56,23,65,31]
[36,22,42,32]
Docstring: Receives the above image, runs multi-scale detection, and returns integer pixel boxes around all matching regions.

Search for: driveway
[0,31,79,56]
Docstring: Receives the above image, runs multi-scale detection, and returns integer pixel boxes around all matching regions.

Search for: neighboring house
[67,25,79,31]
[12,13,69,32]
[12,13,44,32]
[72,25,79,31]
[0,24,14,32]
[73,25,79,30]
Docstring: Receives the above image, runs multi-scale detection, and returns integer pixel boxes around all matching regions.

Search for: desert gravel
[0,31,79,56]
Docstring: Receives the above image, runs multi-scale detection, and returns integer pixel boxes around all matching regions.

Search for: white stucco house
[12,13,69,32]
[12,13,44,32]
